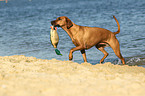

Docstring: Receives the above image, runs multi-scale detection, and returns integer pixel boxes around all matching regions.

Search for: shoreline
[0,55,145,96]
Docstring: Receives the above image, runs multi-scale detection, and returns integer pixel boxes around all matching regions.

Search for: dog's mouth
[54,24,61,27]
[51,21,61,27]
[51,23,61,28]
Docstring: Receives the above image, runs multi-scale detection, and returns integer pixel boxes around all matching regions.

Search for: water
[0,0,145,65]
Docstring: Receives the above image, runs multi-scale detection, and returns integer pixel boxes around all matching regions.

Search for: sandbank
[0,55,145,96]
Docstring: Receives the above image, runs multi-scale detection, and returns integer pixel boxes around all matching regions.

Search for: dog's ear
[66,18,73,29]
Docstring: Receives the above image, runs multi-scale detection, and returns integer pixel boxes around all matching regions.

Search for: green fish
[55,49,62,56]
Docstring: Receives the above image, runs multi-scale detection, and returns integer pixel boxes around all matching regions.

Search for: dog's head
[51,16,73,29]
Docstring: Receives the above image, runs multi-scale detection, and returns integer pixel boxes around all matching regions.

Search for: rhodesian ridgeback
[51,16,125,64]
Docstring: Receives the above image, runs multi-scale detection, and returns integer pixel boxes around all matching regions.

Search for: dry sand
[0,55,145,96]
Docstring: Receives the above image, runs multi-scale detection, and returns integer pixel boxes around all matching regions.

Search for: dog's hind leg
[96,46,109,63]
[108,37,125,64]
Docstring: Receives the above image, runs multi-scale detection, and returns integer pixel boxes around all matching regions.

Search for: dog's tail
[113,16,120,35]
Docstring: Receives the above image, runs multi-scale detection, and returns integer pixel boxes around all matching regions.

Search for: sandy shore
[0,55,145,96]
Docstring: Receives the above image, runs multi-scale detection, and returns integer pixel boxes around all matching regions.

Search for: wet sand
[0,55,145,96]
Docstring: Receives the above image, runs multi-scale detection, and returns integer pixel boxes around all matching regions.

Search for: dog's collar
[67,24,73,29]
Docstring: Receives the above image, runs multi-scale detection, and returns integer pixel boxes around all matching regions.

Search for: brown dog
[51,16,125,64]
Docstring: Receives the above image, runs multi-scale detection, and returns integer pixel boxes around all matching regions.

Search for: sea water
[0,0,145,65]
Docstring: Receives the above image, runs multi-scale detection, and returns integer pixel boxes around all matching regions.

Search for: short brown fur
[51,16,125,64]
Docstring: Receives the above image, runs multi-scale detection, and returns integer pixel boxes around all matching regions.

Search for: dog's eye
[58,18,61,20]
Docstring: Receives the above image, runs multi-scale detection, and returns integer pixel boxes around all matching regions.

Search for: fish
[50,26,62,56]
[55,49,62,56]
[50,26,59,48]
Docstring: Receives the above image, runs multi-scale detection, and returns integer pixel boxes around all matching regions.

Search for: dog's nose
[51,21,55,25]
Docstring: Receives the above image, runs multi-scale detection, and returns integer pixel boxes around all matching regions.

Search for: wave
[113,56,145,66]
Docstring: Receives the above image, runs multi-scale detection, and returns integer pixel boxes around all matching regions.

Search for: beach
[0,55,145,96]
[0,0,145,96]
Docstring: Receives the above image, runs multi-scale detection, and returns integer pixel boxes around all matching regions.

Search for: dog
[51,16,125,64]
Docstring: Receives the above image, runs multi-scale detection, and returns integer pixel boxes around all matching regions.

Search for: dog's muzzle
[51,21,60,27]
[51,21,55,26]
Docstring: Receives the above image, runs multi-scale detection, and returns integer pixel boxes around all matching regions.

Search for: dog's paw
[69,54,73,60]
[100,59,104,64]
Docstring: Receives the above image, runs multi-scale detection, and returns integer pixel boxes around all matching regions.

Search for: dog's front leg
[81,49,87,62]
[69,46,84,61]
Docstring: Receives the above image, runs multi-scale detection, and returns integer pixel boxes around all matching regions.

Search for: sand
[0,55,145,96]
